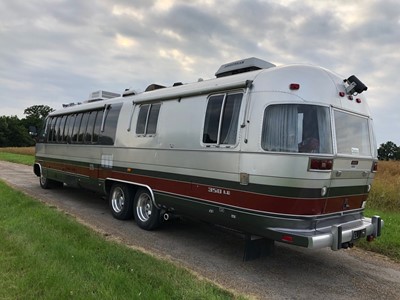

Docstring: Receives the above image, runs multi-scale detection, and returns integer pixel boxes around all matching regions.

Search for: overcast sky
[0,0,399,145]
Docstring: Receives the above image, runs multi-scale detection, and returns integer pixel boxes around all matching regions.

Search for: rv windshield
[334,110,372,156]
[261,104,332,154]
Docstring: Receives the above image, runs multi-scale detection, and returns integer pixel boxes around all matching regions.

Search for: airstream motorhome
[33,57,382,254]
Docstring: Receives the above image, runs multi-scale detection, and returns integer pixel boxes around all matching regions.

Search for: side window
[77,112,90,143]
[38,117,50,143]
[203,93,243,145]
[99,103,122,145]
[85,111,98,143]
[53,117,61,143]
[261,104,332,154]
[64,114,76,143]
[71,113,83,143]
[136,103,161,135]
[92,110,102,144]
[136,105,149,135]
[48,117,57,143]
[57,115,67,143]
[203,95,223,143]
[334,110,371,156]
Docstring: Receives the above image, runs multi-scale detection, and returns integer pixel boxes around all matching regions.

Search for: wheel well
[105,179,140,196]
[33,163,42,177]
[104,179,159,208]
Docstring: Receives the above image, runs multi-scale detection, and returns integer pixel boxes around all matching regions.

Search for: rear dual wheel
[109,184,160,229]
[134,188,160,230]
[109,184,134,220]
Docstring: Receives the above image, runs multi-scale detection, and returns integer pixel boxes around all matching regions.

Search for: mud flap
[372,216,382,237]
[243,234,275,261]
[331,225,342,251]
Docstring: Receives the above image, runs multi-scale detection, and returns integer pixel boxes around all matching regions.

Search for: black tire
[133,188,160,230]
[109,183,134,220]
[39,174,62,189]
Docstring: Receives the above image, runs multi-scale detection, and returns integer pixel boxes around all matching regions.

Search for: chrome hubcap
[40,175,47,186]
[111,187,125,213]
[136,193,152,222]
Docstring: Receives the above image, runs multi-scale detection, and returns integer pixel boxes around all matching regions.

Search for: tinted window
[85,111,98,143]
[261,104,332,154]
[78,112,90,143]
[48,117,57,142]
[203,93,242,145]
[57,115,67,142]
[99,103,122,145]
[136,103,161,135]
[64,114,76,143]
[136,105,150,135]
[92,111,102,143]
[38,117,49,143]
[71,113,83,143]
[53,117,61,142]
[147,104,161,134]
[203,95,223,143]
[41,105,122,145]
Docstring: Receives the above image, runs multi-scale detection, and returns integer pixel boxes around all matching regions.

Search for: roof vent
[145,83,166,92]
[215,57,275,78]
[87,90,120,102]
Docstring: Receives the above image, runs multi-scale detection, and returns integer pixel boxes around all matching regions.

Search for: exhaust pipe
[163,213,170,221]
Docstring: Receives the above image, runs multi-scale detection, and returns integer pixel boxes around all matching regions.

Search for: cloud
[0,0,399,145]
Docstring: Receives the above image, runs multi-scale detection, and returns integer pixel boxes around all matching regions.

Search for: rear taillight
[309,158,333,171]
[372,161,378,172]
[281,235,294,243]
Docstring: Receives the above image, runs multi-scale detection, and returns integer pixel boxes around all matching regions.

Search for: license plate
[352,229,366,240]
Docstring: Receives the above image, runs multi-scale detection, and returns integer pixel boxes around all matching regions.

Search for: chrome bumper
[268,216,383,251]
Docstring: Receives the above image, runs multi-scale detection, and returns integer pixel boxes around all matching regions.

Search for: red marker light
[289,83,300,90]
[339,91,345,97]
[356,98,362,103]
[372,161,378,172]
[282,235,294,243]
[309,159,333,171]
[348,95,353,100]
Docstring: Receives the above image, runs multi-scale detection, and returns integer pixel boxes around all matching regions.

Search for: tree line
[0,105,53,147]
[378,141,400,161]
[0,105,398,160]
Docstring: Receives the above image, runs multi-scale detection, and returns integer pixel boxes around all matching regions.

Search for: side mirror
[29,126,38,137]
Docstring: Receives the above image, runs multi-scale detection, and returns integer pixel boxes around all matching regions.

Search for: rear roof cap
[215,57,275,78]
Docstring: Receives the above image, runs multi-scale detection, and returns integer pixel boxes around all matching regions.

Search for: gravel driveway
[1,160,400,299]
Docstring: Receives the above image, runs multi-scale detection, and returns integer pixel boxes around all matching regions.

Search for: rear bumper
[267,215,383,250]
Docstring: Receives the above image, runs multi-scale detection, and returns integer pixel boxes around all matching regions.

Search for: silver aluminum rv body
[34,59,382,251]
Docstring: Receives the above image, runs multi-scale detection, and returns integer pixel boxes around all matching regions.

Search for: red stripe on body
[42,161,367,216]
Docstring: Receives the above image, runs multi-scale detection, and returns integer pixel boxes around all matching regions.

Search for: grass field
[0,180,240,299]
[0,147,35,166]
[0,147,35,156]
[367,160,400,212]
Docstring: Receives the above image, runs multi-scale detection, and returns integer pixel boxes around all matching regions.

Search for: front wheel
[134,188,160,230]
[109,183,134,220]
[39,174,63,189]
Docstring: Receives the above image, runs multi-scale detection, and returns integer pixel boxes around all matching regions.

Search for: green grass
[0,180,239,299]
[357,209,400,262]
[0,151,34,166]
